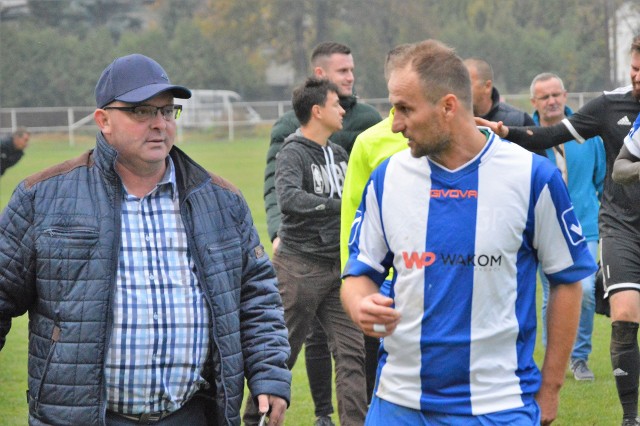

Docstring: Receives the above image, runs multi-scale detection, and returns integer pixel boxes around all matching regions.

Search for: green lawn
[0,130,620,425]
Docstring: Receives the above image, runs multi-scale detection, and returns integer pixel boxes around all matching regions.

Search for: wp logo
[402,251,436,268]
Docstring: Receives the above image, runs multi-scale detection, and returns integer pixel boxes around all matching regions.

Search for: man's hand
[341,276,401,337]
[474,117,509,138]
[536,381,560,425]
[271,237,281,253]
[357,292,401,337]
[257,394,287,426]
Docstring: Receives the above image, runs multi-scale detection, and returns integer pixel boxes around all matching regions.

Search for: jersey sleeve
[558,95,607,143]
[533,161,598,285]
[623,113,640,159]
[342,169,393,286]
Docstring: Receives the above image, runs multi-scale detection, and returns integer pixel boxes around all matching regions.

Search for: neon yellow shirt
[340,109,408,271]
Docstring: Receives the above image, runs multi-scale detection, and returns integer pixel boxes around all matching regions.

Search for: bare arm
[537,281,582,425]
[612,145,640,185]
[341,275,401,337]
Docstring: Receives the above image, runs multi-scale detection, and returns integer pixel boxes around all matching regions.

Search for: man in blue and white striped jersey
[341,40,597,426]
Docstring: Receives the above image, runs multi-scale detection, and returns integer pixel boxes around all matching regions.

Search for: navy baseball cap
[95,54,191,108]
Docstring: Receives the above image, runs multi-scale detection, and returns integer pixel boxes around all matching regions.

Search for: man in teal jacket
[530,72,605,383]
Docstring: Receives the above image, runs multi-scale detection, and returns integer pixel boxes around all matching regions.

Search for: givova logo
[430,189,478,199]
[402,251,502,269]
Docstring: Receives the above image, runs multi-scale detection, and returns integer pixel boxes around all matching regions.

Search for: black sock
[611,321,640,419]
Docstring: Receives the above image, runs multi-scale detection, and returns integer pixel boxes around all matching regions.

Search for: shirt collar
[121,157,178,200]
[159,157,178,200]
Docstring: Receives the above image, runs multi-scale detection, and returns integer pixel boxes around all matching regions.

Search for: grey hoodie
[275,130,349,261]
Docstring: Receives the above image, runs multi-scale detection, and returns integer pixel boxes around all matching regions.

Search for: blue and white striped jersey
[344,129,597,415]
[624,113,640,157]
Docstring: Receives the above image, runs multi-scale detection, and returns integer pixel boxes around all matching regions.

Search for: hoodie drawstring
[322,145,342,199]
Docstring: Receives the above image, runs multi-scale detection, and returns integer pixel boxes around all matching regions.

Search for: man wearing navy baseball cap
[95,53,192,108]
[0,53,291,426]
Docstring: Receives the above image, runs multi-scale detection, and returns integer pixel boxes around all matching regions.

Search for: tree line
[1,0,638,108]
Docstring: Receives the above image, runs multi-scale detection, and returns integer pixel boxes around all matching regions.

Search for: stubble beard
[410,135,451,161]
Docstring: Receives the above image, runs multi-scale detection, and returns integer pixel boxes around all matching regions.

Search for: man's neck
[475,96,493,117]
[435,120,488,170]
[115,161,167,198]
[300,124,332,147]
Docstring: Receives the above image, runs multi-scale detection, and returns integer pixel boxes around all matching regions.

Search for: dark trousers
[305,323,379,416]
[243,251,367,426]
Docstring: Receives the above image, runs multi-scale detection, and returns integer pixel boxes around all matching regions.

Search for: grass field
[0,130,622,425]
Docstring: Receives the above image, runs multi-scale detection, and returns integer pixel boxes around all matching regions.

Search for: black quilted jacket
[0,133,291,425]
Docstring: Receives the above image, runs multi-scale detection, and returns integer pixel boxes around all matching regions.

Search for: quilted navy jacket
[0,133,291,425]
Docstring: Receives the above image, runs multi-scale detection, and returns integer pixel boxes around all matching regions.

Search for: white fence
[0,93,600,143]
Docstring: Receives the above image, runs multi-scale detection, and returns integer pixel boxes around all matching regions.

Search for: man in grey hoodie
[243,78,367,426]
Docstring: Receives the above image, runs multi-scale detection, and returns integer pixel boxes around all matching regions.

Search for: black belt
[109,410,173,424]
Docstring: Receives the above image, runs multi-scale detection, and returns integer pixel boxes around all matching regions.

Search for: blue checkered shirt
[105,159,211,414]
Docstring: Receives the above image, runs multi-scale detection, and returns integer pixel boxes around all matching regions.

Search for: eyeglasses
[533,93,564,102]
[103,104,182,121]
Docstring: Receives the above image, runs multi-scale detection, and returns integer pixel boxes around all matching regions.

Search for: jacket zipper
[33,325,61,412]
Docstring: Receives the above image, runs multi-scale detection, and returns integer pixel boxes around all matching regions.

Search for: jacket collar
[94,132,120,183]
[94,131,210,201]
[339,94,357,111]
[484,86,502,118]
[532,105,573,126]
